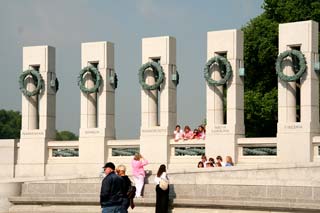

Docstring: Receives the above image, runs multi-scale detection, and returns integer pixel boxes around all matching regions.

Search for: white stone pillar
[213,68,224,125]
[85,74,97,128]
[145,70,158,126]
[284,61,297,122]
[79,41,115,176]
[26,76,39,129]
[140,36,177,170]
[17,45,56,177]
[277,20,319,163]
[205,30,244,162]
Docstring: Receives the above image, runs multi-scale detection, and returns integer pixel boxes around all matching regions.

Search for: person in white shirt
[174,125,183,142]
[154,164,169,213]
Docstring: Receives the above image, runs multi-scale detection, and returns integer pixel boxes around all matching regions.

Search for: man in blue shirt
[100,162,125,213]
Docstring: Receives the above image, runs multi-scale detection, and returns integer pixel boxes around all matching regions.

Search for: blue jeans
[102,205,124,213]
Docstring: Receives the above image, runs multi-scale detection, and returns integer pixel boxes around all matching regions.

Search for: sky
[0,0,264,139]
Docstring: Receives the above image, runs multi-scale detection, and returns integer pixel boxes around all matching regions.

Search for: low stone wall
[0,140,17,178]
[0,182,21,213]
[7,163,320,212]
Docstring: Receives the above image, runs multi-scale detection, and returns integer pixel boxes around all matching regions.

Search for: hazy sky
[0,0,263,139]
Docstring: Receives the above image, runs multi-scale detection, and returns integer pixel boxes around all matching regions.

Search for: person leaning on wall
[131,153,148,198]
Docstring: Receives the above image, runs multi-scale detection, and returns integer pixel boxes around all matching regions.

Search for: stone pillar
[212,67,224,125]
[277,20,319,163]
[86,75,97,128]
[205,30,244,162]
[26,77,39,129]
[79,41,115,176]
[140,36,177,170]
[17,46,56,177]
[145,70,158,126]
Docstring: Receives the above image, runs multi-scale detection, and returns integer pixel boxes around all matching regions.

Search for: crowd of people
[197,154,234,168]
[174,124,206,141]
[100,154,169,213]
[100,152,234,213]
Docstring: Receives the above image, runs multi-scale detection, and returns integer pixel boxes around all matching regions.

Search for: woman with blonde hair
[116,165,134,211]
[131,153,148,197]
[225,156,234,166]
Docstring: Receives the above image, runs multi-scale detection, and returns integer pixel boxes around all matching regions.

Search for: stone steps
[8,182,320,213]
[8,164,320,212]
[9,194,320,213]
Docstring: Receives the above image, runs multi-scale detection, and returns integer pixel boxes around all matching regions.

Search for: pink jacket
[131,159,148,177]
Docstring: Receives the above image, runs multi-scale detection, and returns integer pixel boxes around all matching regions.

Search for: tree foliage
[56,131,78,141]
[242,0,320,137]
[0,109,21,139]
[0,109,78,141]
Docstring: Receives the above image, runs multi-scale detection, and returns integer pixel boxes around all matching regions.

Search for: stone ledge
[9,196,320,212]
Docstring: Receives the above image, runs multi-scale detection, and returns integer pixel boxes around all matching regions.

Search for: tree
[56,131,78,141]
[242,0,320,137]
[0,109,21,139]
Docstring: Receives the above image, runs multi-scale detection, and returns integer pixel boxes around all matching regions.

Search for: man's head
[103,162,115,175]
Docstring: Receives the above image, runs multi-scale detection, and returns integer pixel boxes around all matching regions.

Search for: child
[174,125,183,142]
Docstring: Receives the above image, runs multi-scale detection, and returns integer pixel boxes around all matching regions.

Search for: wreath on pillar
[78,66,102,93]
[138,61,165,90]
[19,69,44,97]
[276,49,307,82]
[204,55,232,86]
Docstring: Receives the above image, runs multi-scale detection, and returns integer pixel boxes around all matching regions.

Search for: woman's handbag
[127,185,136,199]
[159,178,169,190]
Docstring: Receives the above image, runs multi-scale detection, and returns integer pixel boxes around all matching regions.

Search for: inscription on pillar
[284,124,303,129]
[141,128,167,133]
[21,131,44,136]
[212,125,230,133]
[84,130,100,134]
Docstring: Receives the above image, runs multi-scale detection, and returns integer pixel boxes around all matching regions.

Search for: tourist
[131,153,148,198]
[198,125,206,140]
[116,165,134,212]
[225,156,234,166]
[182,125,193,140]
[192,128,200,139]
[208,157,215,165]
[201,154,208,168]
[206,162,214,167]
[174,124,183,142]
[216,155,225,167]
[197,161,204,168]
[154,164,169,213]
[100,162,125,213]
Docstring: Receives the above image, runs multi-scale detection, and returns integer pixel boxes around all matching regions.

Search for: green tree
[242,0,320,137]
[0,109,21,139]
[56,130,78,141]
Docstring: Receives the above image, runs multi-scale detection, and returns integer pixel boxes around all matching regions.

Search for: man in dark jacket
[100,162,125,213]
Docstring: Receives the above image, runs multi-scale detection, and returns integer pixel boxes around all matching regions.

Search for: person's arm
[100,177,111,202]
[141,158,148,166]
[139,155,148,166]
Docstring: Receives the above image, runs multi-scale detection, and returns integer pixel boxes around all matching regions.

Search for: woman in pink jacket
[131,153,148,197]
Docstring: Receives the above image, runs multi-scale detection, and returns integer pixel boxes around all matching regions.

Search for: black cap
[103,162,115,170]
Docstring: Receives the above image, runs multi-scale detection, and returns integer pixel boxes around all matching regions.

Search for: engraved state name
[212,126,230,133]
[141,129,167,133]
[284,124,303,129]
[21,132,44,135]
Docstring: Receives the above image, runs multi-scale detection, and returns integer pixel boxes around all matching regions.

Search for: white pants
[133,175,144,197]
